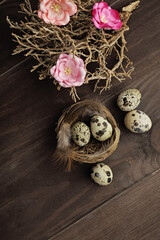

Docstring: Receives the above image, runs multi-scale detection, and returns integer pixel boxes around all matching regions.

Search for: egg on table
[71,121,90,147]
[124,110,152,133]
[91,163,113,186]
[117,89,141,111]
[90,115,113,141]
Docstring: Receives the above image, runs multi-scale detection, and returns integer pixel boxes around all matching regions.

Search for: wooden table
[0,0,160,239]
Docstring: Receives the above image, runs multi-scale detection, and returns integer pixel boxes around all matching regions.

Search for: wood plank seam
[48,168,160,240]
[0,57,31,79]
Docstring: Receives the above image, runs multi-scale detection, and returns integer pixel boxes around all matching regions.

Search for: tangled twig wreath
[7,0,140,101]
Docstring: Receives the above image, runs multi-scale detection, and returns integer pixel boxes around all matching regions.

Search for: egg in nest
[71,121,91,147]
[90,115,113,141]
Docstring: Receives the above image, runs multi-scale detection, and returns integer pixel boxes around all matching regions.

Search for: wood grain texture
[0,0,160,239]
[0,0,26,75]
[51,170,160,240]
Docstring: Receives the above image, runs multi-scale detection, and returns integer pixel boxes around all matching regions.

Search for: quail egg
[124,110,152,133]
[117,89,141,111]
[91,163,113,186]
[71,121,90,147]
[90,115,113,141]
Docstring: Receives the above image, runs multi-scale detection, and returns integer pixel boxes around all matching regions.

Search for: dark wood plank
[51,169,160,240]
[0,0,48,76]
[0,0,160,240]
[0,0,28,75]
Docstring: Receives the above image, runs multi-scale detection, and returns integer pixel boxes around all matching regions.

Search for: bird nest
[55,99,120,171]
[7,0,140,101]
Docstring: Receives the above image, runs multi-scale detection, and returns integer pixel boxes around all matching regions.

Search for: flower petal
[67,54,74,60]
[50,65,56,76]
[78,58,85,68]
[54,11,70,25]
[71,67,79,78]
[59,53,68,60]
[107,20,122,30]
[93,3,99,10]
[92,9,101,23]
[53,67,59,80]
[45,0,53,11]
[97,2,108,9]
[108,8,120,21]
[101,8,110,20]
[78,67,86,79]
[58,61,66,71]
[38,10,42,19]
[41,13,51,23]
[58,81,70,88]
[55,9,65,20]
[58,71,70,81]
[40,1,48,13]
[65,1,77,16]
[47,9,59,20]
[66,76,77,83]
[92,18,103,29]
[65,59,76,69]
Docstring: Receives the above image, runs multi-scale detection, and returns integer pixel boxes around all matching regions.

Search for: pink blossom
[92,1,122,30]
[38,0,77,26]
[50,54,86,88]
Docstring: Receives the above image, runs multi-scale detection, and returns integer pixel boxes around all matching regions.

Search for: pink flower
[50,54,86,88]
[92,1,122,30]
[38,0,77,26]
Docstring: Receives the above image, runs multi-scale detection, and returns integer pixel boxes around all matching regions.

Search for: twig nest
[91,163,113,186]
[71,121,90,147]
[55,100,120,171]
[117,89,141,111]
[124,110,152,133]
[90,115,113,141]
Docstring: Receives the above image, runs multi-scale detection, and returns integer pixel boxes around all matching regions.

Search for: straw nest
[54,99,120,171]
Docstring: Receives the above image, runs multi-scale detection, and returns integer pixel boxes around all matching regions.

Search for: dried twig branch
[7,0,140,101]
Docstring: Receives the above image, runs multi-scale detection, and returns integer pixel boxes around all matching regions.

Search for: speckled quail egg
[71,121,90,147]
[124,110,152,133]
[91,163,113,186]
[117,89,141,111]
[90,115,113,141]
